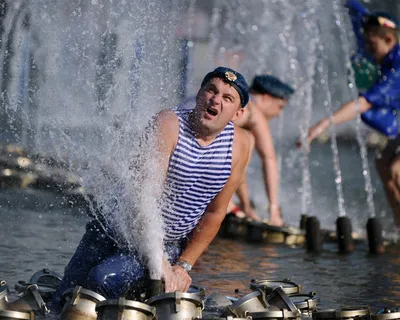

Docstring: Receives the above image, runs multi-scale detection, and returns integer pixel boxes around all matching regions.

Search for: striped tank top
[162,108,234,241]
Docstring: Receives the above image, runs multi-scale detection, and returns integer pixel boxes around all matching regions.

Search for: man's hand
[162,259,192,292]
[171,265,192,292]
[297,118,329,148]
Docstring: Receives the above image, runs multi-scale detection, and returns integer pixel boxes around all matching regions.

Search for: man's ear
[231,107,245,121]
[385,32,396,45]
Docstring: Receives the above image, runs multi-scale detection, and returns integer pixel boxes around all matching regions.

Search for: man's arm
[177,126,251,265]
[233,129,259,219]
[248,107,280,223]
[307,96,372,144]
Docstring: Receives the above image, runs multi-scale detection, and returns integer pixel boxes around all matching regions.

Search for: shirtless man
[232,75,294,226]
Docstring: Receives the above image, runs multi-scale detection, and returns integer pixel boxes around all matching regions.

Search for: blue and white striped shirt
[162,108,234,240]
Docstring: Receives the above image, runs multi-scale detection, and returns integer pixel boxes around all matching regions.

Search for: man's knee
[86,255,146,298]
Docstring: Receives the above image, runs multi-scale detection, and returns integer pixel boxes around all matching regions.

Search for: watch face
[183,262,192,271]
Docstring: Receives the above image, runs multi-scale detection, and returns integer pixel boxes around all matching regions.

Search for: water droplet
[335,177,342,184]
[252,25,258,31]
[348,83,354,88]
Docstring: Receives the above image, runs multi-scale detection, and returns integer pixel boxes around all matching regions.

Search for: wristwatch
[175,260,192,272]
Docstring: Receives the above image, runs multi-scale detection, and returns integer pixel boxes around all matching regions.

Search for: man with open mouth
[51,66,251,312]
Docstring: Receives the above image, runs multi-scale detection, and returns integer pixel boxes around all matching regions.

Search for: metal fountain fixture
[188,284,206,301]
[147,291,204,320]
[0,310,35,320]
[265,287,299,313]
[250,279,302,296]
[0,269,398,319]
[249,309,301,319]
[225,286,301,319]
[60,286,106,320]
[7,284,48,315]
[373,308,400,320]
[0,281,9,311]
[287,292,318,312]
[225,290,269,317]
[96,297,155,320]
[313,306,371,320]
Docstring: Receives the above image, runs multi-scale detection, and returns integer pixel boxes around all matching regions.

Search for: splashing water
[317,46,347,218]
[201,0,354,223]
[333,0,376,218]
[1,0,193,279]
[284,0,320,215]
[2,0,387,250]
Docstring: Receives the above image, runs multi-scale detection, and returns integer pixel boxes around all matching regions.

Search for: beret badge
[225,71,237,82]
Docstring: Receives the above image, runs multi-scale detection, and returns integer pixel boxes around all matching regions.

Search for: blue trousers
[51,220,185,312]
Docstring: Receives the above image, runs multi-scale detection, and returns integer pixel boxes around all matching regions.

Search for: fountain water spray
[333,1,384,253]
[317,47,347,218]
[287,1,320,216]
[1,0,192,279]
[334,0,376,219]
[316,13,355,252]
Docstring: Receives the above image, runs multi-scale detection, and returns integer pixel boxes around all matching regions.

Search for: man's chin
[199,117,218,132]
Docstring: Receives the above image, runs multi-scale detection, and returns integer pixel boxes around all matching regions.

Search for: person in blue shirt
[305,1,400,230]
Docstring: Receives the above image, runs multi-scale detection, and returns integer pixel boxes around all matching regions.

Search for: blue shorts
[51,220,186,312]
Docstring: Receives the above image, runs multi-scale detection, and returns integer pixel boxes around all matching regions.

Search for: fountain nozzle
[150,279,165,298]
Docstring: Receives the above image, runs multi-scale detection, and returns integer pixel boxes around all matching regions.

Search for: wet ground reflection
[193,238,400,311]
[1,189,399,313]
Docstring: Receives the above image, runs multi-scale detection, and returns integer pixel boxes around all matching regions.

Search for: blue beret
[363,11,399,29]
[250,75,295,100]
[201,66,249,107]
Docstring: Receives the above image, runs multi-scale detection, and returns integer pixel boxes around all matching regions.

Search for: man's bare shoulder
[232,125,251,164]
[155,109,179,128]
[154,109,179,149]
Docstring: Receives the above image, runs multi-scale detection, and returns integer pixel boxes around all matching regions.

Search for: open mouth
[206,107,218,116]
